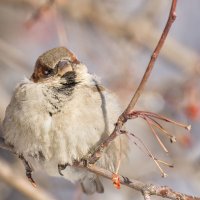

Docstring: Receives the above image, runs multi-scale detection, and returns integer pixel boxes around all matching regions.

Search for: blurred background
[0,0,200,199]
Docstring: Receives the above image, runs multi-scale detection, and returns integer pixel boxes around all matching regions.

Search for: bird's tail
[81,176,104,194]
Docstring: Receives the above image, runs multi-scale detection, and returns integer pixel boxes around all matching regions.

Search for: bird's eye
[42,67,54,77]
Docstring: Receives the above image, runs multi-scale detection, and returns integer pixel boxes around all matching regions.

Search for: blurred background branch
[0,158,57,200]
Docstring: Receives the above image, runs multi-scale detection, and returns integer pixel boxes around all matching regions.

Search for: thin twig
[141,111,191,130]
[126,131,172,168]
[148,117,175,140]
[123,0,177,115]
[145,116,169,153]
[88,0,177,165]
[124,131,167,177]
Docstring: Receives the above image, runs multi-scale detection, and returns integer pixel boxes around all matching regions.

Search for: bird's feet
[58,158,88,176]
[122,176,131,184]
[80,158,88,167]
[19,155,36,187]
[72,158,88,167]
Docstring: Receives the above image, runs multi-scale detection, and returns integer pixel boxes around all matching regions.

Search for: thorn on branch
[172,12,177,20]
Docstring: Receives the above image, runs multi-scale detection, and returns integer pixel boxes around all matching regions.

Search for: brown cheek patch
[31,66,44,82]
[30,73,37,82]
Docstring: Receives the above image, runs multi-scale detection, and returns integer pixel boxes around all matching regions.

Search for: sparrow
[2,47,128,194]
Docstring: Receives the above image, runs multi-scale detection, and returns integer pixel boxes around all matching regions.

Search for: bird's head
[31,47,86,87]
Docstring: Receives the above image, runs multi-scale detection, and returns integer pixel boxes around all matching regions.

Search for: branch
[0,137,199,200]
[0,157,57,200]
[61,0,200,76]
[124,0,176,115]
[87,0,177,165]
[81,164,200,200]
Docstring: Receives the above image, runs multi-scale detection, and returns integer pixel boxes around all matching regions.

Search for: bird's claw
[122,176,131,184]
[57,159,87,176]
[19,155,37,187]
[81,159,88,167]
[27,174,37,187]
[58,163,69,176]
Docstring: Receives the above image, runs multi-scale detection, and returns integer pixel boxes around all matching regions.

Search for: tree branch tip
[162,173,168,178]
[186,124,192,131]
[170,136,176,143]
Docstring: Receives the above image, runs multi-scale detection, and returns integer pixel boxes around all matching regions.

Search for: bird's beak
[57,58,80,77]
[57,64,74,77]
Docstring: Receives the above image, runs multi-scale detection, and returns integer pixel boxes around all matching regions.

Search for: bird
[2,47,128,194]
